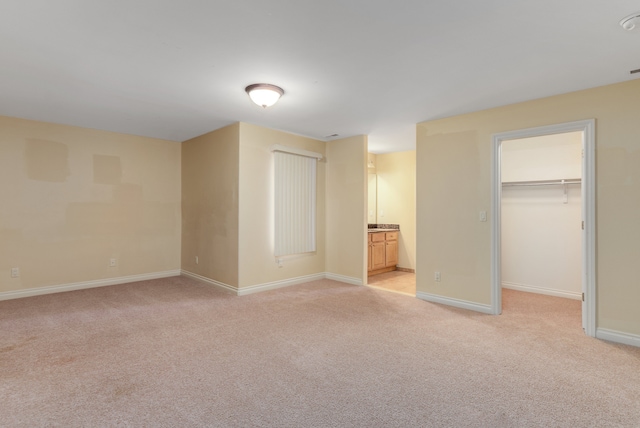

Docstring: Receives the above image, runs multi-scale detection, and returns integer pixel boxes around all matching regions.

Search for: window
[273,146,322,257]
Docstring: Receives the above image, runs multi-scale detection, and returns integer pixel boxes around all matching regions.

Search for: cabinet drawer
[385,231,398,241]
[370,232,386,242]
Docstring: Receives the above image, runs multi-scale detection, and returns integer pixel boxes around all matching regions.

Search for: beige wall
[326,135,368,282]
[237,123,326,288]
[181,124,240,287]
[376,150,416,270]
[0,116,181,294]
[416,78,640,335]
[367,152,377,173]
[501,132,582,182]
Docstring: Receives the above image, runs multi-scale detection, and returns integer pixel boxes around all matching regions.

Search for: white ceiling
[1,1,639,153]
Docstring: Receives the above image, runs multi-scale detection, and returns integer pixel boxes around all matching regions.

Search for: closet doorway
[491,120,596,337]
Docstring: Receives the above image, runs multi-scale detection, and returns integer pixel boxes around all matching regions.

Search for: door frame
[490,119,596,336]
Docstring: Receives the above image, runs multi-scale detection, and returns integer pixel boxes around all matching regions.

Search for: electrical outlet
[479,211,487,222]
[435,271,441,282]
[277,258,283,268]
[109,258,117,267]
[11,267,19,278]
[195,256,199,264]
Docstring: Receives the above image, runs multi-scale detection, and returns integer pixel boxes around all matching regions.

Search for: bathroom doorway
[366,151,417,296]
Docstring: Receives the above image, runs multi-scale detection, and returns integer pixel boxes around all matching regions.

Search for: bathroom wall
[375,150,416,270]
[368,152,377,224]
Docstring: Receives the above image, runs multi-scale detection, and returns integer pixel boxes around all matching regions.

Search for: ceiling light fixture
[245,83,284,108]
[620,12,640,31]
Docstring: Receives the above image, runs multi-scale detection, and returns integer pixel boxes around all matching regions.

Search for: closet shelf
[502,178,581,187]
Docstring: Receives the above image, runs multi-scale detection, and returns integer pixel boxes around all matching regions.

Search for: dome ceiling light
[619,12,640,31]
[245,83,284,108]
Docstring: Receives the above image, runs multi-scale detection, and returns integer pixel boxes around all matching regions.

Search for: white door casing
[491,119,596,337]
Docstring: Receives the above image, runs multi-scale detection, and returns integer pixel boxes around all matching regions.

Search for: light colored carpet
[2,276,639,427]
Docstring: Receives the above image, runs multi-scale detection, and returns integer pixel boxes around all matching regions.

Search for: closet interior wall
[501,132,583,300]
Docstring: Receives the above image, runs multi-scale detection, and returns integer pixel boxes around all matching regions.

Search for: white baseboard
[0,270,181,301]
[181,270,362,296]
[502,281,581,300]
[325,273,363,286]
[237,273,328,296]
[0,269,353,301]
[596,328,640,348]
[180,270,237,294]
[416,291,494,314]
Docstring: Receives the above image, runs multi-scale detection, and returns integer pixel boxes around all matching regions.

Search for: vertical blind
[274,150,318,257]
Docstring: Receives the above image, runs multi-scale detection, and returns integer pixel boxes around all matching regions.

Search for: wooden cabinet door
[371,241,386,270]
[367,236,373,271]
[385,239,398,267]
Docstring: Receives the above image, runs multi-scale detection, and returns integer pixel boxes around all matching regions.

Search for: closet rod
[502,178,581,187]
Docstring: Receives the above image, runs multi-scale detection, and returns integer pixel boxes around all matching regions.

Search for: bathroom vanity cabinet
[368,230,398,276]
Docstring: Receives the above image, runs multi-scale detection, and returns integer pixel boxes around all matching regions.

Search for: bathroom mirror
[368,173,377,224]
